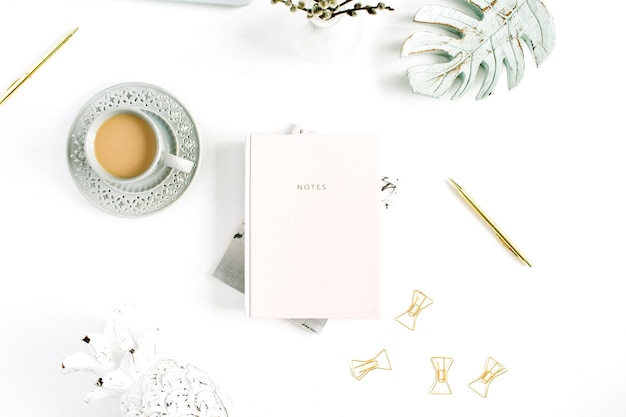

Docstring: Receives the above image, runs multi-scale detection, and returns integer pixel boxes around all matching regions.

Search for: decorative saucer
[67,82,200,217]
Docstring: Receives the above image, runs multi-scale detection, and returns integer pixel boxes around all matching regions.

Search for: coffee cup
[84,107,194,184]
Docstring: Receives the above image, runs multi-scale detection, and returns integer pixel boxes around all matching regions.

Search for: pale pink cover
[245,133,380,319]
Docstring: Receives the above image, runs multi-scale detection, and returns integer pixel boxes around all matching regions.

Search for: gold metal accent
[430,356,453,395]
[0,27,78,105]
[395,289,433,331]
[448,178,531,267]
[351,349,392,380]
[467,357,507,398]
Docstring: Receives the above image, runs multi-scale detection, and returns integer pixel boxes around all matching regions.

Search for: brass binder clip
[395,290,433,331]
[430,357,453,395]
[468,357,507,398]
[351,349,392,380]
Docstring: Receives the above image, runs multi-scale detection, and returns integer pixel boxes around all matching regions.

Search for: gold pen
[448,178,531,267]
[0,27,78,106]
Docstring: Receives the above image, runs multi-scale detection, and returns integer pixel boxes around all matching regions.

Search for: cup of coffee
[84,107,194,184]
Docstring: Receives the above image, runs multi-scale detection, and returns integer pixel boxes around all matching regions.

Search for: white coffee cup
[84,107,194,184]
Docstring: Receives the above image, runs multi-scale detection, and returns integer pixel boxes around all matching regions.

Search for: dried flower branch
[272,0,394,20]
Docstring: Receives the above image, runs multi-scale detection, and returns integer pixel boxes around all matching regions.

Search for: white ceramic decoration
[400,0,555,100]
[62,307,231,417]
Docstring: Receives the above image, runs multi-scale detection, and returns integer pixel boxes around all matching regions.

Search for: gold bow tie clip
[351,349,392,381]
[468,357,507,398]
[395,289,433,331]
[430,356,454,395]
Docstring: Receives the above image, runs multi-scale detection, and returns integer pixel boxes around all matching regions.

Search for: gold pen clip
[430,356,453,395]
[395,289,433,331]
[0,76,26,105]
[468,357,507,398]
[7,75,27,90]
[351,349,392,380]
[448,178,531,267]
[495,231,527,264]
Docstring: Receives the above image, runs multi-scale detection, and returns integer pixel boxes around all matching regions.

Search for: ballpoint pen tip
[448,177,461,190]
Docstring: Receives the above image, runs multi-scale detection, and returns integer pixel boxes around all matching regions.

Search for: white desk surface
[1,1,624,416]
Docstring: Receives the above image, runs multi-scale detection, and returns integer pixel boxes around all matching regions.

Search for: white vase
[290,14,363,64]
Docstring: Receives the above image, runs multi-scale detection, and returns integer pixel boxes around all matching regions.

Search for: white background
[0,0,624,416]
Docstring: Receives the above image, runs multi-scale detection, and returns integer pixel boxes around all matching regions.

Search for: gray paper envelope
[213,222,246,294]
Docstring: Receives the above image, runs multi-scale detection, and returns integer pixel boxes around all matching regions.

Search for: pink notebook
[244,133,380,319]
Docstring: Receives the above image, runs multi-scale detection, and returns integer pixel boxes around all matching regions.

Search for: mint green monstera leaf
[400,0,555,100]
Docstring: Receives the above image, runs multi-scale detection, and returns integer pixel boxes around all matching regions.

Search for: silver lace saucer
[67,82,200,217]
